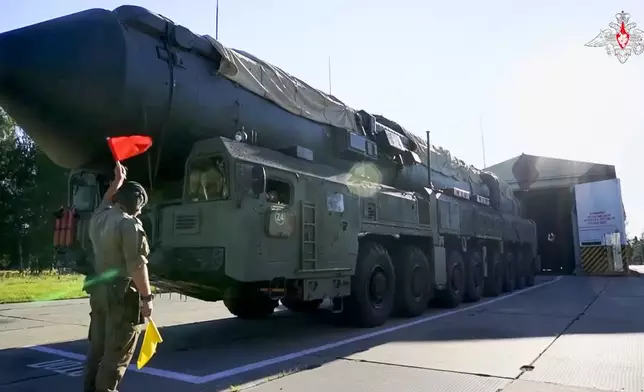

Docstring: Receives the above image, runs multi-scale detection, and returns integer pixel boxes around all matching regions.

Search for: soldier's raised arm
[96,161,127,213]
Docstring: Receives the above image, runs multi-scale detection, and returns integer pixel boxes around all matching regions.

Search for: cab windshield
[186,156,230,202]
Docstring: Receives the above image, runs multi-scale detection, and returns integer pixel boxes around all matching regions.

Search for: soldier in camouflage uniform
[83,162,154,392]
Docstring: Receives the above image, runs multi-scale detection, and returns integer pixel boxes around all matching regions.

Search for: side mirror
[250,165,267,197]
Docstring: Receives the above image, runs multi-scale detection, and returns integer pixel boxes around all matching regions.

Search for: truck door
[258,170,299,272]
[299,177,359,272]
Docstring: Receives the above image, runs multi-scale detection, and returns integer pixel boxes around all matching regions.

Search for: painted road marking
[27,276,562,384]
[27,358,85,377]
[26,345,202,383]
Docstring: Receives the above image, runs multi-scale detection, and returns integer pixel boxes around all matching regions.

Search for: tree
[0,107,68,270]
[0,109,27,268]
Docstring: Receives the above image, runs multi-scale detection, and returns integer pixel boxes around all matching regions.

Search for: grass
[0,270,87,304]
[0,270,163,304]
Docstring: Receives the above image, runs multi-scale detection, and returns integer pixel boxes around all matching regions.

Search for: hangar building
[486,154,626,275]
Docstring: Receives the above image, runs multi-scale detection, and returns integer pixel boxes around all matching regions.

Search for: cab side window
[265,178,291,205]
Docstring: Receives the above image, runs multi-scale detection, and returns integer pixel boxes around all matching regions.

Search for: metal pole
[328,55,332,94]
[215,0,220,40]
[480,114,487,168]
[426,130,432,189]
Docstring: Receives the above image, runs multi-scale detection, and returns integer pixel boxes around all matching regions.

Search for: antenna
[328,55,332,94]
[215,0,220,40]
[426,130,433,189]
[480,114,487,168]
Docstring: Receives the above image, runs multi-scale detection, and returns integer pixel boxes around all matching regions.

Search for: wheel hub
[369,266,388,306]
[450,264,462,293]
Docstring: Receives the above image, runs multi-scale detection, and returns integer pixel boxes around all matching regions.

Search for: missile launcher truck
[0,5,540,328]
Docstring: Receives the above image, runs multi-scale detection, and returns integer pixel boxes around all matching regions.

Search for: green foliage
[0,107,69,271]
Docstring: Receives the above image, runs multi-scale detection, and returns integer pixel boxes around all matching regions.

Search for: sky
[1,0,643,236]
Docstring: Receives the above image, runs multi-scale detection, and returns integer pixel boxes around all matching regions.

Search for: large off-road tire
[524,249,536,287]
[515,250,526,290]
[344,242,396,328]
[281,298,323,313]
[393,245,433,317]
[484,250,504,297]
[464,249,484,303]
[223,287,278,319]
[503,251,517,292]
[437,249,466,308]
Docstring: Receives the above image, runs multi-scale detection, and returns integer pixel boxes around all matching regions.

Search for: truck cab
[146,136,359,317]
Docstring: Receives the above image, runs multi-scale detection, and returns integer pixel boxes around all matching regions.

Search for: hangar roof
[485,153,616,191]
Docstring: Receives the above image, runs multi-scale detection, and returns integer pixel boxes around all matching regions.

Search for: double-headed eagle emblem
[585,11,644,64]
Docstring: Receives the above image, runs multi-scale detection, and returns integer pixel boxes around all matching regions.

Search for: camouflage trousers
[83,282,143,392]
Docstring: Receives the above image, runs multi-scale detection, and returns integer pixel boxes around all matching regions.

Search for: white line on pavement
[27,345,203,383]
[26,276,563,385]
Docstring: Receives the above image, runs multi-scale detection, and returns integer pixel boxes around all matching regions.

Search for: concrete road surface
[1,275,643,392]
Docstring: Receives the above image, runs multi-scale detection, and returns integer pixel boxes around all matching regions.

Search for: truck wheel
[281,298,323,313]
[437,250,465,308]
[464,249,484,302]
[393,245,432,317]
[515,251,526,290]
[484,251,503,297]
[524,249,536,287]
[345,242,396,328]
[223,288,278,319]
[503,251,516,292]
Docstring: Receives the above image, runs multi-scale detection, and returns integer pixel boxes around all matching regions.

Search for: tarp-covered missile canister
[0,4,519,216]
[206,31,520,215]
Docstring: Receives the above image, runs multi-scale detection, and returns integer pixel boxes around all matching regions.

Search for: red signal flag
[106,135,153,162]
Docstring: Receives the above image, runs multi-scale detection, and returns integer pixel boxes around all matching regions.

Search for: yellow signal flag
[136,318,163,369]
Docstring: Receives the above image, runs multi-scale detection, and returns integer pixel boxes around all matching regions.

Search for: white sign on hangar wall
[574,178,627,245]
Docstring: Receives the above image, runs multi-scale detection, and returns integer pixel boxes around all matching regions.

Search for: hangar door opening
[517,187,576,274]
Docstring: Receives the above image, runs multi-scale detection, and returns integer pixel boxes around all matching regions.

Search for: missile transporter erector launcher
[0,5,540,327]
